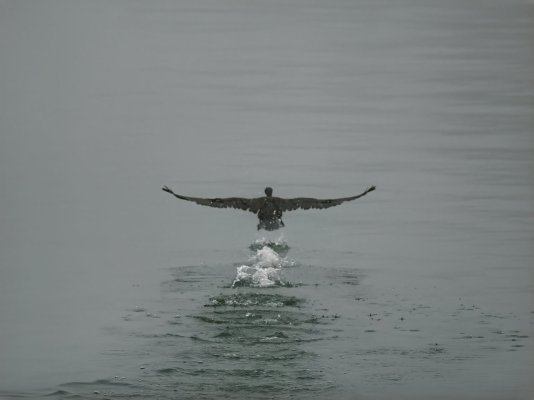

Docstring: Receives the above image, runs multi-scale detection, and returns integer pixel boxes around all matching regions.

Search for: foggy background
[1,1,532,398]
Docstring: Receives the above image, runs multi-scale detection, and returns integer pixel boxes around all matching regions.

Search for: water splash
[233,235,293,288]
[249,233,290,256]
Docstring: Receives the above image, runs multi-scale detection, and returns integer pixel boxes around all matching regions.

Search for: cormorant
[162,185,376,231]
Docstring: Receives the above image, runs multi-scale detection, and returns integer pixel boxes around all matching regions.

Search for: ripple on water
[207,293,303,307]
[44,232,532,400]
[192,291,325,345]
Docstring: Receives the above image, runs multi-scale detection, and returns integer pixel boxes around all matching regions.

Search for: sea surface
[0,1,533,399]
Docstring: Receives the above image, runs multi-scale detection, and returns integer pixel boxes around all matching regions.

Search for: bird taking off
[162,185,376,231]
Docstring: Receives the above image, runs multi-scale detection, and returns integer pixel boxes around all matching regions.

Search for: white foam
[251,246,282,268]
[232,238,291,287]
[233,264,282,288]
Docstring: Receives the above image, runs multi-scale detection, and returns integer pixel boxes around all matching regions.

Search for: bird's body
[162,186,376,231]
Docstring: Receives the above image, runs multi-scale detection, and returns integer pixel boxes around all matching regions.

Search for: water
[0,0,533,399]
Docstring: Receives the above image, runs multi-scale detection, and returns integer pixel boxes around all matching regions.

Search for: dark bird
[162,185,376,231]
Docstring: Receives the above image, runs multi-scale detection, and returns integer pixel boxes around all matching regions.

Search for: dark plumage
[162,185,376,231]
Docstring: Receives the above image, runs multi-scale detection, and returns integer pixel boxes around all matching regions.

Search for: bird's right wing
[277,186,376,211]
[162,186,263,213]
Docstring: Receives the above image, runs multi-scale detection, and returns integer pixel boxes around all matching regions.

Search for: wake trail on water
[232,233,294,288]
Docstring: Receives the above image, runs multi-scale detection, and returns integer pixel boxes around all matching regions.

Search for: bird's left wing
[277,186,376,211]
[162,186,262,213]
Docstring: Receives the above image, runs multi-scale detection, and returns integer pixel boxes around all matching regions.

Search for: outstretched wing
[162,186,262,213]
[277,186,376,211]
